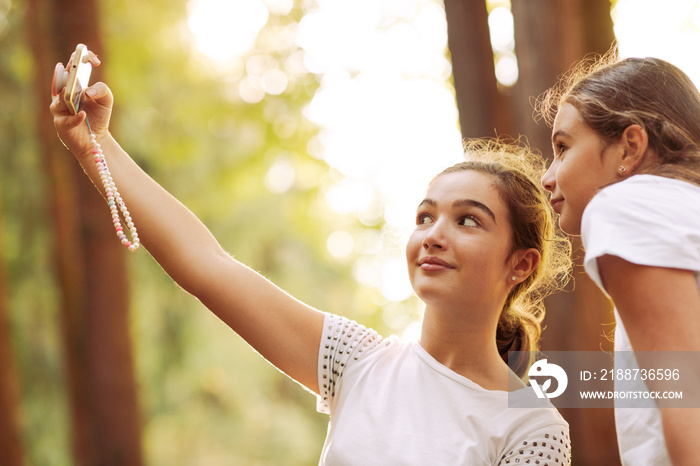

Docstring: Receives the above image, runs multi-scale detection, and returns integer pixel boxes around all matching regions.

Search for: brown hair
[538,48,700,185]
[438,139,572,377]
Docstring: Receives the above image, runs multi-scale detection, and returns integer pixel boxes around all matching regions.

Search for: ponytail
[497,303,541,378]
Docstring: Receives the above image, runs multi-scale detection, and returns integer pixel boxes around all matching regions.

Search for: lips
[550,197,564,214]
[418,256,454,271]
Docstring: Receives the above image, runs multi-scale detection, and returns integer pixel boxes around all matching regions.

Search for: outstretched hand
[49,51,113,162]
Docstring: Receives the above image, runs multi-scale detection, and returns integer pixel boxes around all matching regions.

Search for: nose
[541,160,557,193]
[422,220,447,250]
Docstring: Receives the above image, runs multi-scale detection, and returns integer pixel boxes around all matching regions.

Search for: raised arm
[50,64,325,393]
[598,255,700,466]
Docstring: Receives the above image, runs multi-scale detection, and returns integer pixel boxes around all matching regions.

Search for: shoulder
[317,313,400,413]
[585,174,700,221]
[489,386,570,464]
[498,419,571,465]
[582,175,700,289]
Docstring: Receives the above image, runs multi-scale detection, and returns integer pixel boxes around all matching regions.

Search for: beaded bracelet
[85,114,140,252]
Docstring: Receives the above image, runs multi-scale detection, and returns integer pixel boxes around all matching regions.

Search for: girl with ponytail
[541,50,700,465]
[436,141,571,378]
[51,50,571,464]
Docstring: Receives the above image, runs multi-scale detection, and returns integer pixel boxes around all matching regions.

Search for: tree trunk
[510,0,585,153]
[444,0,513,139]
[511,1,618,465]
[27,0,143,464]
[0,195,24,466]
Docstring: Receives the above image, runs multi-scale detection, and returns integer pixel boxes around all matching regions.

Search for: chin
[558,216,581,236]
[411,283,441,304]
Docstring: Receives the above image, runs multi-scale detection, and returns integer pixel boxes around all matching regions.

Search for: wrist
[78,130,113,163]
[88,131,141,253]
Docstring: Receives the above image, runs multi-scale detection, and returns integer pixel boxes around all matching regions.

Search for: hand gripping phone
[52,44,93,114]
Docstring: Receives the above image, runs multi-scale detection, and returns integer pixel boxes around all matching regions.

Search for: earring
[618,166,627,174]
[511,276,517,282]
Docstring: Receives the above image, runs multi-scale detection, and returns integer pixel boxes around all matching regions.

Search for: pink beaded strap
[91,133,140,252]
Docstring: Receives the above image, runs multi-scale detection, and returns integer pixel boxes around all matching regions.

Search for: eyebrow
[551,129,571,145]
[418,198,497,223]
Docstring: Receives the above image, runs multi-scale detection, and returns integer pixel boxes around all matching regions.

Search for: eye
[459,216,479,227]
[416,213,433,225]
[554,143,567,158]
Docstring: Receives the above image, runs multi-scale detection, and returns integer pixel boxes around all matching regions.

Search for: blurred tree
[0,193,24,466]
[27,0,143,464]
[0,2,70,463]
[444,0,513,137]
[94,0,381,464]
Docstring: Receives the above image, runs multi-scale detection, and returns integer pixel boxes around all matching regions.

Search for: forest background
[1,0,699,464]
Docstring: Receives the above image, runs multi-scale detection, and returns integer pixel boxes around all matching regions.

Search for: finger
[49,94,61,114]
[63,111,87,130]
[50,90,69,115]
[83,82,113,106]
[74,110,88,128]
[87,50,101,66]
[51,62,64,97]
[53,110,86,135]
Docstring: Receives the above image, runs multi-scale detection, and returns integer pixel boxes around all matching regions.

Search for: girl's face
[541,103,622,235]
[406,170,515,311]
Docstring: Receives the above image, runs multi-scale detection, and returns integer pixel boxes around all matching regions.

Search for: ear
[619,124,650,173]
[509,248,541,285]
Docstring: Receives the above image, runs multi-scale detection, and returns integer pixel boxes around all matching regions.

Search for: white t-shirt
[582,174,700,466]
[316,313,571,465]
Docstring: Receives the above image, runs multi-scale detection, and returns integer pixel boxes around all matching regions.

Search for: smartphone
[52,44,93,114]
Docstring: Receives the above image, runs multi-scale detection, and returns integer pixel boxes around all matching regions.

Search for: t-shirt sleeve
[316,313,383,414]
[498,425,571,465]
[581,176,700,292]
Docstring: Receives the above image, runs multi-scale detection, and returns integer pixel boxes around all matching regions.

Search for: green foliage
[0,2,72,465]
[102,1,385,464]
[1,0,416,464]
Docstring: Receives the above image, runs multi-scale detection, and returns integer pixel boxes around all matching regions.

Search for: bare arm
[50,75,324,393]
[598,255,700,466]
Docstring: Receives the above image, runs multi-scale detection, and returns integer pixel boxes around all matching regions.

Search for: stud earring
[618,166,627,174]
[511,276,517,282]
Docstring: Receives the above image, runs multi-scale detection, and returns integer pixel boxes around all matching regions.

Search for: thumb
[84,82,113,106]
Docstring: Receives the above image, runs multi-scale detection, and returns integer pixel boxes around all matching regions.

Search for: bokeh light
[487,2,518,87]
[186,0,700,310]
[327,230,355,259]
[613,0,700,88]
[297,0,464,303]
[187,0,269,65]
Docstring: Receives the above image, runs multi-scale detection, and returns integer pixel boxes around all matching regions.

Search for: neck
[419,303,510,390]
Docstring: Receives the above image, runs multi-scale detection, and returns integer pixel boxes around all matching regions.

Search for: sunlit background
[184,0,700,335]
[185,0,462,335]
[0,1,698,464]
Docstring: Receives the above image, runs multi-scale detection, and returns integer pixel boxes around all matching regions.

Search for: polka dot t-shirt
[316,314,571,465]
